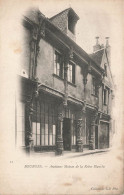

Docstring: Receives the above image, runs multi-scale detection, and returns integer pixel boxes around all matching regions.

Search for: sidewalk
[33,148,110,158]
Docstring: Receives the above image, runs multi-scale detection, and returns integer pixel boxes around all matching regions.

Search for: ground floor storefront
[16,78,111,155]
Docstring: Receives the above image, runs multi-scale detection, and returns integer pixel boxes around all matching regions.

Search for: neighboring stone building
[16,8,114,154]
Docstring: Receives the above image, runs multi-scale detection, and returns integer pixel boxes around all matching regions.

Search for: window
[54,50,64,78]
[68,62,75,84]
[103,87,109,105]
[32,98,57,146]
[104,64,107,76]
[68,12,76,34]
[92,78,98,96]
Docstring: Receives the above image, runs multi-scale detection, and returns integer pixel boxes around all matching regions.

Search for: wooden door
[63,118,72,151]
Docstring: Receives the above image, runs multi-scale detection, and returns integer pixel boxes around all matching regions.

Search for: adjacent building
[16,8,114,155]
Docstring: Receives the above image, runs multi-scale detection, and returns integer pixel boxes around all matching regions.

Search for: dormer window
[68,12,76,34]
[50,8,79,41]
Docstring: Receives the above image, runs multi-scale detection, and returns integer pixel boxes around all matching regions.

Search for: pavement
[32,148,110,158]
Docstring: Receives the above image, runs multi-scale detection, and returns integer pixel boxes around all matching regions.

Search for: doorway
[95,126,98,149]
[63,118,72,151]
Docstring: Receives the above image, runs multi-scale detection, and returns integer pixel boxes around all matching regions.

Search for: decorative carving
[82,100,86,114]
[56,113,63,155]
[40,21,45,38]
[32,27,38,41]
[77,119,82,128]
[34,80,40,99]
[69,46,73,59]
[88,62,92,73]
[63,93,68,107]
[83,78,87,85]
[25,81,39,152]
[89,111,98,150]
[58,113,63,122]
[91,111,98,125]
[76,119,83,152]
[63,56,69,107]
[56,135,63,155]
[29,15,45,79]
[25,98,34,147]
[64,63,69,79]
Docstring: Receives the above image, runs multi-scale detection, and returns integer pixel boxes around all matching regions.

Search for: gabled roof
[89,49,104,66]
[23,9,104,76]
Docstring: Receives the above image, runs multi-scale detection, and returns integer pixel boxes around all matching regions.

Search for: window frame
[104,64,107,77]
[68,61,76,84]
[32,98,57,146]
[54,50,64,79]
[103,87,109,105]
[92,77,98,97]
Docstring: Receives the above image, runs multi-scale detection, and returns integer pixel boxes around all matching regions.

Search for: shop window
[68,62,75,84]
[54,50,64,78]
[32,99,57,146]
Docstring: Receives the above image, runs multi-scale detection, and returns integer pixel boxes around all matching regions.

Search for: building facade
[16,8,114,155]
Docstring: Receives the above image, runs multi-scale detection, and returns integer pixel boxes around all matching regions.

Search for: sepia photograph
[0,0,124,194]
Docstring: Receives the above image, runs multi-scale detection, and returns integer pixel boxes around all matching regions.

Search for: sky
[36,0,115,54]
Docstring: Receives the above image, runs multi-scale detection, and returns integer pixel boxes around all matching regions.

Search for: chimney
[105,37,109,47]
[93,37,101,52]
[105,37,111,64]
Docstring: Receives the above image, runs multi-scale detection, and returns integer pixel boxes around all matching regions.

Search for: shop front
[31,87,83,153]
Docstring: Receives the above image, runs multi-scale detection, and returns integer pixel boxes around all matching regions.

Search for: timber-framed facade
[16,8,114,155]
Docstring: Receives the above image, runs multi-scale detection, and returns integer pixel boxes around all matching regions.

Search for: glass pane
[45,135,48,145]
[41,126,44,134]
[37,123,40,134]
[53,135,55,145]
[53,125,56,135]
[74,136,76,145]
[41,135,44,146]
[49,135,52,145]
[45,124,48,134]
[49,121,53,134]
[37,134,40,145]
[32,122,36,134]
[71,136,73,145]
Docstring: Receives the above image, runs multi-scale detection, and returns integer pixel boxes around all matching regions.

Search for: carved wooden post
[29,13,45,80]
[76,119,83,152]
[63,47,73,106]
[56,113,63,155]
[25,97,34,154]
[63,61,69,106]
[81,100,87,145]
[89,112,98,150]
[29,29,37,79]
